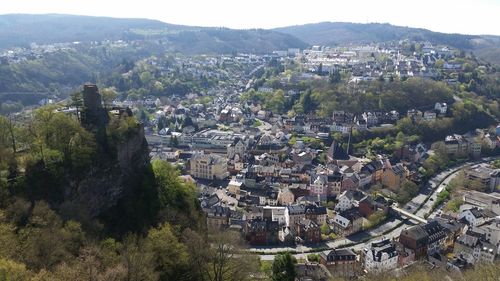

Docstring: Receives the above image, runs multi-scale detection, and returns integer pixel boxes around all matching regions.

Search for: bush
[306,254,320,263]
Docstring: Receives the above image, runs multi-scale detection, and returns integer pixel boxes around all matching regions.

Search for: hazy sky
[1,0,500,35]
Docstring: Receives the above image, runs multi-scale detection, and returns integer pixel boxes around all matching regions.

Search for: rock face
[64,84,150,217]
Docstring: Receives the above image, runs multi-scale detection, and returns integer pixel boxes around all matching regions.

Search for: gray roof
[287,205,306,215]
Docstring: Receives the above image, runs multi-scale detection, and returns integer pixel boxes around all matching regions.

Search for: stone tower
[81,84,109,148]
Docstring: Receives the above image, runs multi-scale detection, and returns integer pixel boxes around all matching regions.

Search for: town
[2,37,500,280]
[130,43,500,278]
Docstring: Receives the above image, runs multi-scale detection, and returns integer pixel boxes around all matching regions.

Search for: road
[257,156,499,261]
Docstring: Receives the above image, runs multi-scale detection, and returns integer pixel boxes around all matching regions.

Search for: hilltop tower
[81,83,109,147]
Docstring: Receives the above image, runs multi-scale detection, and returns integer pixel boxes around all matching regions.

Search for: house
[434,216,466,250]
[382,163,407,190]
[399,225,428,259]
[227,178,243,195]
[358,195,390,218]
[363,238,398,272]
[444,134,482,158]
[459,206,487,227]
[190,153,228,180]
[333,209,364,236]
[309,174,329,200]
[335,190,366,212]
[453,230,497,264]
[398,220,447,259]
[362,112,379,127]
[407,109,422,121]
[263,206,287,226]
[304,204,328,225]
[285,205,306,227]
[207,206,230,229]
[472,219,500,247]
[295,219,321,244]
[434,102,447,115]
[319,249,359,277]
[244,218,279,246]
[227,138,246,159]
[362,160,384,182]
[423,111,437,122]
[421,220,448,255]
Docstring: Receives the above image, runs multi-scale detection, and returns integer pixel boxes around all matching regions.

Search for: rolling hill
[0,14,307,54]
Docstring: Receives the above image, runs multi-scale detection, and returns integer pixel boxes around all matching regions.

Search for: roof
[339,189,366,201]
[365,238,398,262]
[401,225,428,244]
[287,205,306,215]
[304,204,327,215]
[338,208,363,221]
[320,248,356,262]
[327,141,349,162]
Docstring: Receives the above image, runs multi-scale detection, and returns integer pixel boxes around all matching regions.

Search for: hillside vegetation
[0,14,307,54]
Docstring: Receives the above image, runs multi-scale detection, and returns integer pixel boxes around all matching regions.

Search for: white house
[363,238,399,272]
[435,102,448,115]
[459,207,486,227]
[335,190,366,212]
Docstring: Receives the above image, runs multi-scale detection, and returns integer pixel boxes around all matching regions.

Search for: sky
[1,0,500,35]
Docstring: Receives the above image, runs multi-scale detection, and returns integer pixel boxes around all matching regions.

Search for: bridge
[390,206,428,224]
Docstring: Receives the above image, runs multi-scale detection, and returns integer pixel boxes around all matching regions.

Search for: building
[244,218,279,246]
[435,102,448,115]
[444,134,482,158]
[423,111,437,122]
[285,205,306,227]
[462,190,500,216]
[363,238,398,272]
[453,230,497,264]
[304,204,328,225]
[333,209,364,236]
[206,206,230,229]
[227,138,246,159]
[358,195,390,218]
[398,220,447,259]
[335,190,366,212]
[382,163,407,190]
[472,219,500,246]
[190,153,228,180]
[459,206,485,227]
[320,249,359,277]
[309,174,329,200]
[277,188,295,205]
[295,219,321,244]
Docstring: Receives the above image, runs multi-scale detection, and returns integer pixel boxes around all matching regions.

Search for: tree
[120,235,159,281]
[145,224,189,280]
[182,229,259,281]
[0,258,31,281]
[396,181,419,204]
[101,87,118,108]
[272,252,296,281]
[329,69,341,84]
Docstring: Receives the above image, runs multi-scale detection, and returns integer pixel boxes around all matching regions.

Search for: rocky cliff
[63,84,151,217]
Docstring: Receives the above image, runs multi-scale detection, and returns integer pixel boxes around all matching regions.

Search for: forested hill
[0,14,307,53]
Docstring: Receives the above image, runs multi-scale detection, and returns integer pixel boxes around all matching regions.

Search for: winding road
[257,156,499,261]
